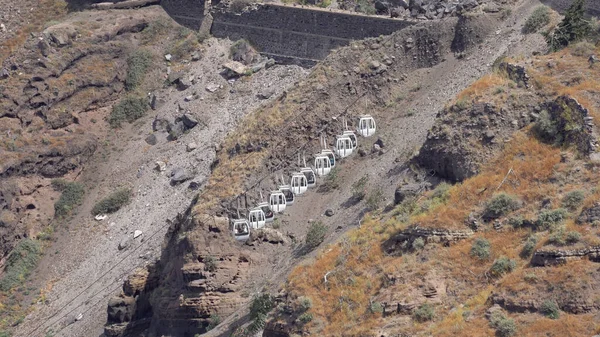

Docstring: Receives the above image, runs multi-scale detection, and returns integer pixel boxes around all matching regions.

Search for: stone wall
[540,0,600,17]
[210,4,414,62]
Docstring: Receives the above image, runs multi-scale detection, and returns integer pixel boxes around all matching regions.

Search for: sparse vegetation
[319,168,340,192]
[523,6,551,34]
[298,296,312,311]
[305,221,327,251]
[483,193,520,220]
[489,256,517,277]
[540,300,560,319]
[534,110,558,142]
[0,239,41,291]
[206,314,221,331]
[412,237,425,250]
[52,179,85,218]
[470,238,491,260]
[546,0,591,51]
[109,96,149,128]
[489,311,517,337]
[91,188,131,215]
[520,235,538,258]
[125,49,153,91]
[246,293,274,333]
[535,208,568,231]
[366,188,384,211]
[230,0,251,13]
[565,231,581,244]
[412,303,435,322]
[298,312,313,323]
[204,256,218,272]
[355,0,376,15]
[369,301,383,314]
[562,190,584,210]
[351,175,369,201]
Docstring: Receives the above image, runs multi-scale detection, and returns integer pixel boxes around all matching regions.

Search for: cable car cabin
[257,202,274,222]
[232,219,250,241]
[269,191,287,213]
[291,172,308,195]
[343,130,358,149]
[357,115,376,137]
[301,167,317,187]
[322,149,336,168]
[279,185,295,206]
[335,135,354,159]
[248,208,266,229]
[314,154,331,176]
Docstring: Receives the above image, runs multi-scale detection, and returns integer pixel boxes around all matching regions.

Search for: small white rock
[155,161,166,172]
[164,54,172,61]
[134,230,143,239]
[186,142,197,152]
[95,214,107,221]
[75,313,83,321]
[0,24,6,32]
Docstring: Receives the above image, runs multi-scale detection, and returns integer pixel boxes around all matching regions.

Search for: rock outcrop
[383,226,473,254]
[531,246,600,266]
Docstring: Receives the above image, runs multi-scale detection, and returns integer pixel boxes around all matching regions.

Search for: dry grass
[455,73,508,102]
[0,0,67,63]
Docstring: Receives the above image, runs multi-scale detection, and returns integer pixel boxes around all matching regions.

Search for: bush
[412,237,425,250]
[540,300,560,319]
[369,301,383,314]
[520,235,538,258]
[351,175,369,201]
[298,312,313,323]
[318,168,339,193]
[206,314,221,331]
[546,0,591,51]
[204,256,218,272]
[305,221,327,250]
[523,6,551,33]
[249,293,274,320]
[548,227,566,246]
[366,188,384,211]
[298,296,312,312]
[470,238,491,260]
[489,311,517,337]
[412,303,435,322]
[431,182,451,202]
[565,231,581,244]
[356,0,376,14]
[536,208,568,230]
[489,256,517,277]
[508,216,525,228]
[52,179,85,218]
[91,188,131,215]
[483,193,520,220]
[125,49,153,91]
[562,190,584,210]
[534,110,558,143]
[0,239,41,291]
[109,96,149,128]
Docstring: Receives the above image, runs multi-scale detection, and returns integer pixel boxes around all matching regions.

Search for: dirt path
[13,36,309,337]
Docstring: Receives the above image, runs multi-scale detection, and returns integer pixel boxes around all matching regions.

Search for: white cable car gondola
[291,172,308,195]
[322,149,336,168]
[248,207,266,229]
[357,115,376,137]
[314,154,331,177]
[299,155,317,187]
[334,134,353,158]
[232,219,250,241]
[257,201,274,222]
[342,119,358,149]
[269,190,286,213]
[278,176,295,206]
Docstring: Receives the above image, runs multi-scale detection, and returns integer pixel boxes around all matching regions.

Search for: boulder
[167,121,186,140]
[394,183,422,204]
[170,167,191,185]
[155,161,166,172]
[107,295,136,323]
[181,113,198,129]
[177,77,192,91]
[186,142,197,152]
[325,209,334,217]
[44,24,77,47]
[222,61,248,78]
[145,134,157,146]
[38,39,51,57]
[134,230,143,239]
[118,236,131,250]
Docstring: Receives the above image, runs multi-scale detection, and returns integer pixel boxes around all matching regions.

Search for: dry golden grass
[412,133,561,230]
[455,73,508,102]
[518,313,598,337]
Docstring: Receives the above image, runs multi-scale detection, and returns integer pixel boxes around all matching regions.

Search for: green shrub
[570,41,596,56]
[565,231,581,244]
[470,238,491,260]
[431,182,451,202]
[489,311,517,337]
[523,6,551,33]
[319,168,340,192]
[412,237,425,250]
[369,301,383,314]
[52,180,85,218]
[540,300,560,319]
[0,331,11,337]
[249,293,274,320]
[91,188,131,215]
[548,227,566,245]
[534,110,558,143]
[305,221,327,250]
[204,256,218,272]
[109,96,149,128]
[508,216,525,228]
[366,188,384,211]
[520,235,538,258]
[0,239,41,291]
[489,256,517,277]
[125,49,153,91]
[536,208,568,230]
[298,296,312,312]
[562,190,585,210]
[546,0,591,51]
[483,193,520,220]
[141,19,171,44]
[298,312,313,323]
[351,175,369,200]
[206,314,221,331]
[412,303,435,322]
